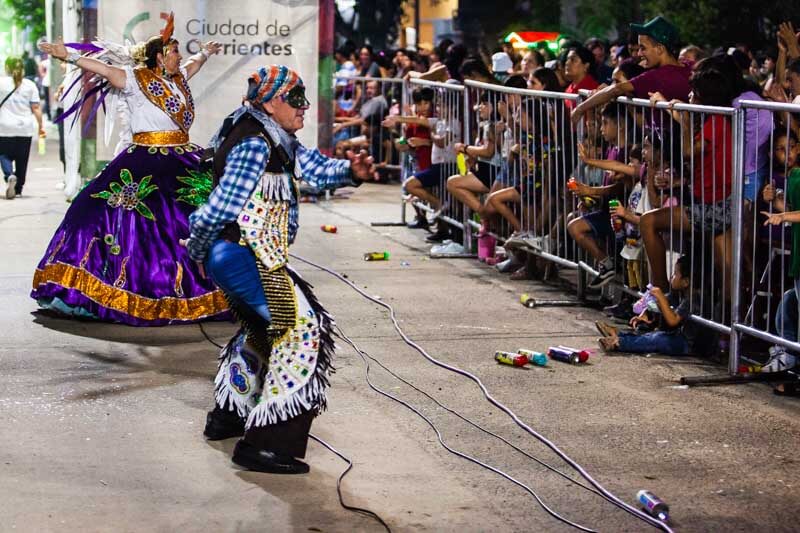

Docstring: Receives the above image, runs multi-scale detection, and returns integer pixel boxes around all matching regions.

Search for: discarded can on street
[495,351,529,367]
[321,224,338,233]
[637,490,670,522]
[518,349,547,367]
[548,346,589,364]
[520,293,536,308]
[737,364,761,374]
[364,251,390,261]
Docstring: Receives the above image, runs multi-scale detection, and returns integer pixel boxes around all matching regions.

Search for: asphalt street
[1,141,799,532]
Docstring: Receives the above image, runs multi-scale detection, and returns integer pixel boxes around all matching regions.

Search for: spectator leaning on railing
[571,16,691,126]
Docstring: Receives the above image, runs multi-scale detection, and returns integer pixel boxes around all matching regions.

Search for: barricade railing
[334,71,800,378]
[731,100,800,374]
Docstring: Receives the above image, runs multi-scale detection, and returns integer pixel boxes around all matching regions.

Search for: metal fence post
[729,106,746,375]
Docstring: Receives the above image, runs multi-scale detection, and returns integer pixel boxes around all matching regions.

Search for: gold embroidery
[32,262,228,322]
[47,234,66,264]
[174,261,184,297]
[133,67,194,133]
[79,237,99,269]
[114,256,130,288]
[132,130,189,146]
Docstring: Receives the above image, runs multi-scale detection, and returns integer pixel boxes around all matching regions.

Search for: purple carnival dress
[31,65,229,326]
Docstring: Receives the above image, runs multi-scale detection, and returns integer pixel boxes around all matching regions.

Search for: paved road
[1,143,799,532]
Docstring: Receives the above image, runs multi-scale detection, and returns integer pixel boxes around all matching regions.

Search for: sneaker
[497,256,523,273]
[595,320,618,338]
[588,263,615,289]
[504,231,531,248]
[6,175,17,199]
[761,346,797,373]
[431,241,465,256]
[603,301,633,321]
[430,239,453,254]
[426,227,450,243]
[407,217,429,230]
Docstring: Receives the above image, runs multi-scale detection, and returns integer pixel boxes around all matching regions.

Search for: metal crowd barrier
[333,72,800,377]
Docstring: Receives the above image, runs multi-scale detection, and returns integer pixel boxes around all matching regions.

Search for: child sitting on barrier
[642,58,736,294]
[567,102,633,289]
[447,92,503,222]
[383,87,435,228]
[597,252,706,355]
[403,93,462,235]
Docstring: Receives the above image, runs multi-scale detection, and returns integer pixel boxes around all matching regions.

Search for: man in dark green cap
[571,15,691,125]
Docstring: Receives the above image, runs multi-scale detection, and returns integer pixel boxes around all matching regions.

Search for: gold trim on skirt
[132,130,190,147]
[33,262,228,322]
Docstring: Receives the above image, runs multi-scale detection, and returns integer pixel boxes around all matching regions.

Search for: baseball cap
[491,52,513,73]
[630,16,679,49]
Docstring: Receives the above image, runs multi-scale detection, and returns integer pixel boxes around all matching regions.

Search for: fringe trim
[246,266,337,428]
[213,331,255,419]
[261,172,293,202]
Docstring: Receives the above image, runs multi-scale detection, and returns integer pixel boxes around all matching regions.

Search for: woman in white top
[0,56,45,199]
[31,21,230,326]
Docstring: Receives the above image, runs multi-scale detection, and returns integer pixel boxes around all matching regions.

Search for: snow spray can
[567,177,578,191]
[637,490,670,522]
[321,225,338,233]
[547,346,589,364]
[364,251,390,261]
[495,351,529,367]
[520,293,536,308]
[517,349,547,367]
[608,199,623,232]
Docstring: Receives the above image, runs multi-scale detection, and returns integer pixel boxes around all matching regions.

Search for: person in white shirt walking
[0,56,45,199]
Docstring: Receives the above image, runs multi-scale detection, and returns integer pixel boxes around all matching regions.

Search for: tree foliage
[4,0,45,46]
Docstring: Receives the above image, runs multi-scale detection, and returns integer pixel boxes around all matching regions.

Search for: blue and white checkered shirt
[187,136,355,261]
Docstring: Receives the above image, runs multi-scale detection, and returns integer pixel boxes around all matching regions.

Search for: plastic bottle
[517,349,548,367]
[608,199,623,232]
[495,351,529,367]
[363,251,390,261]
[320,225,338,233]
[637,490,669,521]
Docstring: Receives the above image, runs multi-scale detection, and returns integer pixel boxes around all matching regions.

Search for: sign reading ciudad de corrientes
[97,0,320,156]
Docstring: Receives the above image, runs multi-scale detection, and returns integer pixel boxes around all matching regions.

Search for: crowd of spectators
[332,18,800,383]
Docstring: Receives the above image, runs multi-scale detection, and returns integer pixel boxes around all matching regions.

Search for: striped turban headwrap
[247,65,303,104]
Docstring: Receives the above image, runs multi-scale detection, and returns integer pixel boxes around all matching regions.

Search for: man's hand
[453,142,466,154]
[779,22,800,59]
[763,182,776,202]
[178,238,207,278]
[406,137,427,148]
[762,211,786,226]
[346,149,378,181]
[38,38,68,61]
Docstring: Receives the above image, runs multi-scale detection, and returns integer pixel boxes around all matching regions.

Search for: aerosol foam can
[364,251,390,261]
[495,351,529,367]
[548,346,589,364]
[321,225,338,233]
[517,349,547,367]
[637,490,670,521]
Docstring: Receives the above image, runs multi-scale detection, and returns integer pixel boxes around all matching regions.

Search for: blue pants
[617,330,689,355]
[205,239,271,323]
[775,279,800,342]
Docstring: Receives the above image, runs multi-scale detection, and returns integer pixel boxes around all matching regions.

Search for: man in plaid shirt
[185,65,375,475]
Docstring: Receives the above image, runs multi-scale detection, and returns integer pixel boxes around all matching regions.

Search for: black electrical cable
[308,433,392,532]
[290,252,673,533]
[198,322,224,349]
[197,311,390,531]
[337,327,597,532]
[333,324,604,499]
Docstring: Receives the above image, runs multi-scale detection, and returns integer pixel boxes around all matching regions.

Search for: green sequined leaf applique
[175,168,214,207]
[135,202,156,221]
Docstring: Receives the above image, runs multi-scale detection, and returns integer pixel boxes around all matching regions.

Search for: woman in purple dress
[32,22,229,326]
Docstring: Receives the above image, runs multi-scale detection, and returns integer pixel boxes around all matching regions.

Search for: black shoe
[204,406,245,441]
[603,301,633,320]
[407,217,429,230]
[232,439,310,474]
[425,228,450,243]
[588,264,615,289]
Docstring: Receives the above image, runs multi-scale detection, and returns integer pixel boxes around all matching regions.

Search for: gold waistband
[132,130,189,147]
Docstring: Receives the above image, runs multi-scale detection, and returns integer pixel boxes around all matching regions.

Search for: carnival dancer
[31,17,230,325]
[184,65,375,474]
